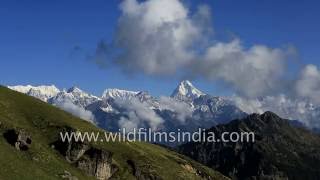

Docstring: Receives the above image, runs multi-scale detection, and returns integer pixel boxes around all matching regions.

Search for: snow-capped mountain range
[49,87,101,108]
[102,88,139,100]
[7,80,245,132]
[7,80,319,134]
[8,85,60,102]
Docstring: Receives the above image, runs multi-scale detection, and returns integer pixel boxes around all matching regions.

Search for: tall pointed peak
[180,80,195,88]
[67,86,83,93]
[65,86,98,99]
[171,80,205,100]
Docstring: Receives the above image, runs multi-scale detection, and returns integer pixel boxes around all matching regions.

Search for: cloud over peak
[198,39,294,97]
[93,0,320,102]
[295,64,320,103]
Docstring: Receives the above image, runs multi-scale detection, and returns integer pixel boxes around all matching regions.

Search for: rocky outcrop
[179,112,320,180]
[59,170,78,180]
[52,128,118,180]
[179,163,214,180]
[76,148,117,180]
[3,129,32,151]
[127,160,162,180]
[63,140,90,163]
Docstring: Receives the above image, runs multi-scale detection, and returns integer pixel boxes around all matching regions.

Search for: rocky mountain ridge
[179,111,320,180]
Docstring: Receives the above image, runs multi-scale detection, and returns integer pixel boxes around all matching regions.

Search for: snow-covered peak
[8,85,60,101]
[67,86,83,94]
[50,86,100,108]
[171,80,205,100]
[8,85,59,94]
[102,88,140,100]
[7,85,34,93]
[65,86,99,99]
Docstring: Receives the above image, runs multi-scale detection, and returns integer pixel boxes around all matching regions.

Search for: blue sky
[1,0,319,96]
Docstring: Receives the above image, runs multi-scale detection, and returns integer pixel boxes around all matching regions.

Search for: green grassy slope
[0,86,227,180]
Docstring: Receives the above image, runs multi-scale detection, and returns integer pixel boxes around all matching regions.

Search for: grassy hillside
[0,86,227,180]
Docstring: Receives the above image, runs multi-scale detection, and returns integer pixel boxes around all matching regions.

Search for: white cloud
[159,96,193,123]
[116,97,164,131]
[233,94,320,129]
[104,0,211,75]
[196,39,292,97]
[94,0,294,98]
[232,64,320,129]
[54,100,95,123]
[295,64,320,103]
[91,0,320,128]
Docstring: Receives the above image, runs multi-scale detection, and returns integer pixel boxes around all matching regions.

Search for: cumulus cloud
[295,64,320,103]
[93,0,295,98]
[233,95,320,129]
[90,0,320,128]
[116,97,164,131]
[231,64,320,128]
[91,0,212,75]
[111,0,211,75]
[159,96,193,123]
[55,100,95,123]
[195,39,294,97]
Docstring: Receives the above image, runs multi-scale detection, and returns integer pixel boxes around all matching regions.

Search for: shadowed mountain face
[179,112,320,180]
